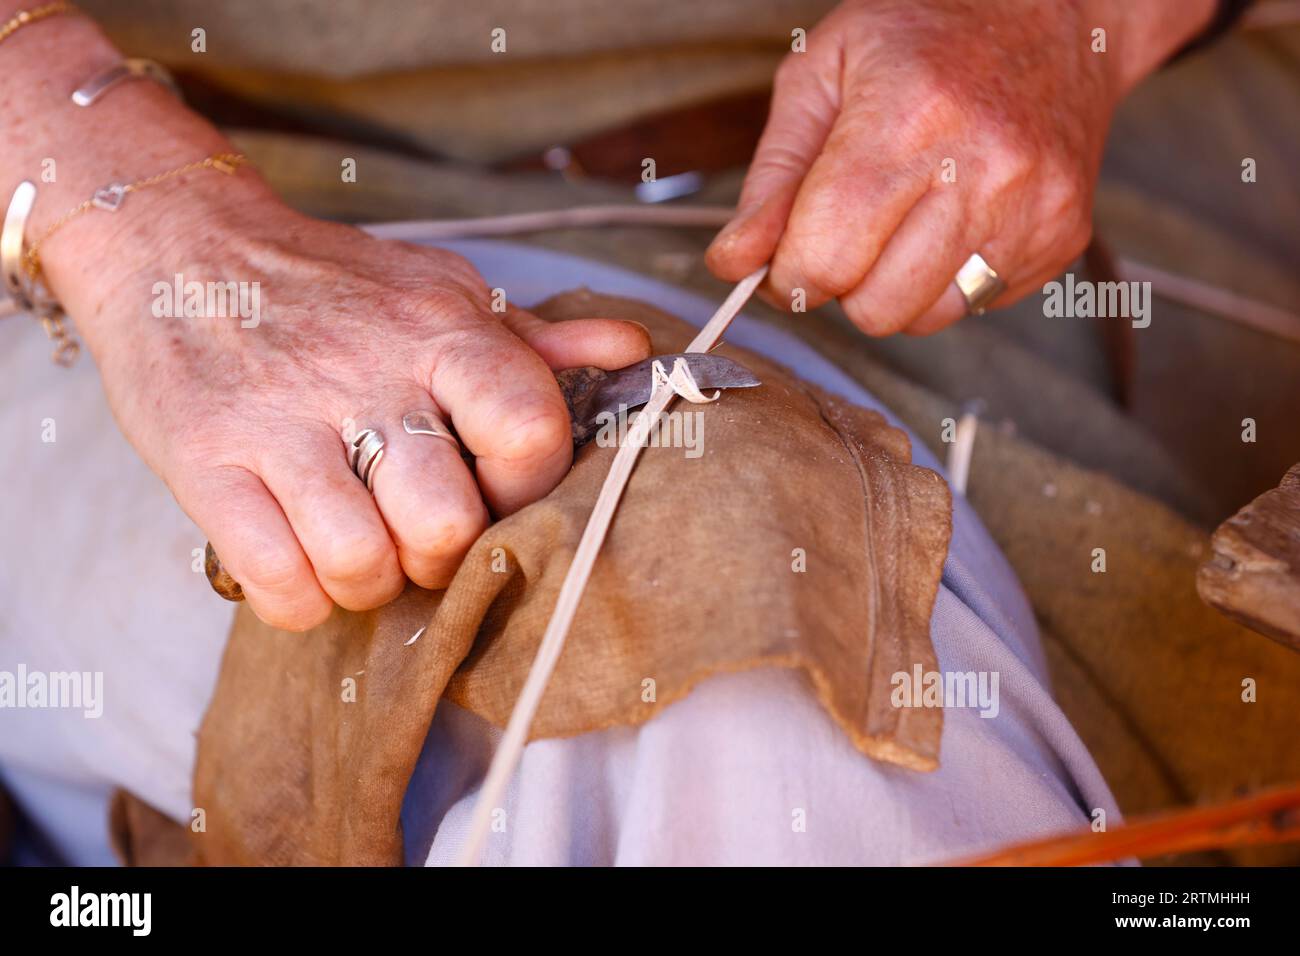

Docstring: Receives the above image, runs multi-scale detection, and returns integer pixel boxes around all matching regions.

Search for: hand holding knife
[203,352,760,601]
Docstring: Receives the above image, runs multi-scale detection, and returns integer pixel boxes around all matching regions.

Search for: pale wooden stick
[451,265,768,867]
[368,214,1300,345]
[365,205,732,242]
[945,412,978,496]
[1116,257,1300,346]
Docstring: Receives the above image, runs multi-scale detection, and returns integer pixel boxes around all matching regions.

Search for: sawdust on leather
[181,290,951,865]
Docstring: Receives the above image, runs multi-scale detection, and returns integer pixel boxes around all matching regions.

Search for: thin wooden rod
[450,265,768,867]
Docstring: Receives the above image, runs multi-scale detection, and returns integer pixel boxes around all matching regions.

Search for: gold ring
[954,253,1005,316]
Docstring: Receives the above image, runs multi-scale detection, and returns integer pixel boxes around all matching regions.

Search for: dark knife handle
[204,542,245,602]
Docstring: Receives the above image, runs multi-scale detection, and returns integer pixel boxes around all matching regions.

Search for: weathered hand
[706,0,1213,334]
[59,182,649,631]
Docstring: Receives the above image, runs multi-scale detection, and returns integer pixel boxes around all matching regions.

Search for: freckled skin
[706,0,1216,336]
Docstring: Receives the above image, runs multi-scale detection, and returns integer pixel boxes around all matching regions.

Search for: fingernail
[627,319,654,355]
[711,203,763,250]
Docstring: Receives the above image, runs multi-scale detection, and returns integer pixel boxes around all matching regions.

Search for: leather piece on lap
[190,290,951,865]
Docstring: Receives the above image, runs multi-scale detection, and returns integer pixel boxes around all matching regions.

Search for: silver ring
[402,411,459,448]
[347,427,386,491]
[403,410,477,468]
[954,253,1005,316]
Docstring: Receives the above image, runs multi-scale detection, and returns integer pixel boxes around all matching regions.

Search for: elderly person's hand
[706,0,1215,333]
[42,171,649,631]
[1,9,652,634]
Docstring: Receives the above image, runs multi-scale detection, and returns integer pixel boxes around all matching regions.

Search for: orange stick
[950,782,1300,866]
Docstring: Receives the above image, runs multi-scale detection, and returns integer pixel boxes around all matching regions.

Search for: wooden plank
[1197,463,1300,651]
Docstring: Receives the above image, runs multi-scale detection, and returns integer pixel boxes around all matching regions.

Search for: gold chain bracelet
[0,1,75,46]
[23,152,247,280]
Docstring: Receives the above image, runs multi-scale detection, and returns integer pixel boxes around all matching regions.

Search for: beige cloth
[82,0,836,162]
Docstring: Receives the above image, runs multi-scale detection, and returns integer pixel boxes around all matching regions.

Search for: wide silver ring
[347,427,386,491]
[402,411,459,447]
[954,253,1005,316]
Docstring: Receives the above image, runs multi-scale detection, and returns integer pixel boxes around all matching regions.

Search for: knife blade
[557,352,760,445]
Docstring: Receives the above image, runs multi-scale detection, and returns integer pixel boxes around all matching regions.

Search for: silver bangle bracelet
[71,58,179,108]
[3,181,79,366]
[2,180,45,311]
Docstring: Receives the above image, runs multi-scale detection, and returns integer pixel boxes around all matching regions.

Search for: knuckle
[439,276,492,312]
[255,595,332,633]
[382,275,493,333]
[893,75,965,147]
[431,252,492,296]
[1036,177,1093,259]
[388,241,489,295]
[492,399,571,466]
[842,296,904,338]
[435,251,489,292]
[316,529,395,584]
[790,241,861,298]
[426,325,485,375]
[914,80,964,128]
[1037,159,1088,216]
[983,132,1039,193]
[1062,215,1094,258]
[409,502,487,559]
[239,546,306,595]
[423,247,476,275]
[392,287,480,328]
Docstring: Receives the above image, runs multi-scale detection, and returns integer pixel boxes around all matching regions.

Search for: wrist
[1084,0,1218,95]
[44,153,294,334]
[0,6,291,327]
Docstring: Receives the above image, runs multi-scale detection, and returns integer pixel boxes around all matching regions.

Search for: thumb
[705,49,842,281]
[502,308,653,371]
